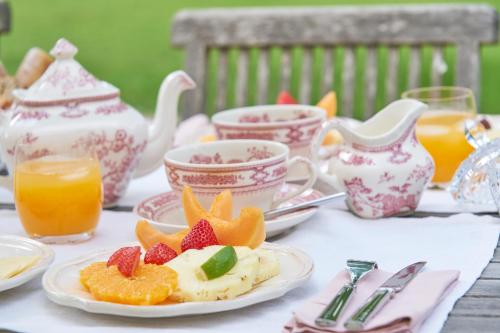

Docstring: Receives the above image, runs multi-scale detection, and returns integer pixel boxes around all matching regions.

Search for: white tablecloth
[1,201,499,332]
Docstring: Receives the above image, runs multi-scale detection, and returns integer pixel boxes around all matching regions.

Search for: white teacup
[164,139,317,214]
[212,105,326,180]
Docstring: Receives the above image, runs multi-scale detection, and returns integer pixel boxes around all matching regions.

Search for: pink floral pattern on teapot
[0,38,196,206]
[312,99,435,218]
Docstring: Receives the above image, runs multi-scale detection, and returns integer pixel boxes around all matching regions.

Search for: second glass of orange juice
[14,143,102,243]
[402,87,476,186]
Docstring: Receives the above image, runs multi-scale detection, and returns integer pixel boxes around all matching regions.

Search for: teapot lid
[14,38,119,105]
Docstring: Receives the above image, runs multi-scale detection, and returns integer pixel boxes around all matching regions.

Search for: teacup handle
[271,156,317,209]
[311,120,342,191]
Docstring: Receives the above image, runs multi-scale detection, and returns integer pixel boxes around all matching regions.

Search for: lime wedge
[200,246,238,280]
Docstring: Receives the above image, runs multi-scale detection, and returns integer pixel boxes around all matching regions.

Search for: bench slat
[431,45,445,86]
[236,49,249,107]
[407,46,421,89]
[364,47,378,117]
[172,6,499,47]
[322,47,335,95]
[280,48,292,92]
[342,47,355,117]
[300,48,313,103]
[385,47,399,103]
[216,48,228,111]
[258,48,270,104]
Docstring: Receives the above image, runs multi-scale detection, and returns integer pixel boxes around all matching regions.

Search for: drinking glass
[14,142,102,244]
[402,87,477,187]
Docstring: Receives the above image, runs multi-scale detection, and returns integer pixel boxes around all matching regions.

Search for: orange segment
[208,189,233,221]
[80,262,177,305]
[136,220,187,253]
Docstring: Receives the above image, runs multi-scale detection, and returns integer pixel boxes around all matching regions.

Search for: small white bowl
[0,235,55,292]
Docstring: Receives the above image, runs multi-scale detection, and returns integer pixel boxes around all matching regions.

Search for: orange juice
[14,157,102,237]
[416,110,475,184]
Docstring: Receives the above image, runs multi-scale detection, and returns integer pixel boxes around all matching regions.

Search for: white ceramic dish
[0,235,55,292]
[42,242,313,318]
[134,183,323,238]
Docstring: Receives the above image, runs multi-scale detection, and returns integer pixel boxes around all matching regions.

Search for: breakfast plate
[42,242,313,317]
[0,235,55,292]
[134,183,323,238]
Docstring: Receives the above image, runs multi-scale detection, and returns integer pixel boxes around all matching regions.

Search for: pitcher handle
[311,120,343,191]
[271,156,317,209]
[0,174,13,191]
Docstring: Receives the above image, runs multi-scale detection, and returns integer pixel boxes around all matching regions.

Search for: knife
[344,261,426,331]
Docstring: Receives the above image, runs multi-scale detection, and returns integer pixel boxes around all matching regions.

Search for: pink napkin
[284,269,459,333]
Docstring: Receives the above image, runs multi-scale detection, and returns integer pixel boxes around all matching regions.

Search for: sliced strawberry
[144,243,178,265]
[276,91,298,104]
[117,246,141,277]
[181,219,219,252]
[107,246,139,267]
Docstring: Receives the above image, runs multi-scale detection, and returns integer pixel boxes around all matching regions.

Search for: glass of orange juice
[402,87,476,187]
[14,142,102,244]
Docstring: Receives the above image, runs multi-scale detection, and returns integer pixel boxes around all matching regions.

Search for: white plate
[134,183,323,238]
[0,235,55,292]
[42,242,313,318]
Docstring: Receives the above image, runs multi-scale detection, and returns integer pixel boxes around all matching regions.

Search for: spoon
[315,260,378,327]
[263,192,346,220]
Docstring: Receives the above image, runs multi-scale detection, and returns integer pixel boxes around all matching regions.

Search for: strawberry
[107,246,139,267]
[181,219,219,252]
[144,243,178,265]
[276,91,298,104]
[117,246,141,277]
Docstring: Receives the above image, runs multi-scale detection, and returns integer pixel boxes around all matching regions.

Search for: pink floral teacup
[212,105,326,181]
[164,139,317,214]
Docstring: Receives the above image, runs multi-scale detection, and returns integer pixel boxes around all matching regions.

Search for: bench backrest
[172,4,498,118]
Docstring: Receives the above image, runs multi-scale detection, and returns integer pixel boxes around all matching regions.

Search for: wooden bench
[172,4,498,119]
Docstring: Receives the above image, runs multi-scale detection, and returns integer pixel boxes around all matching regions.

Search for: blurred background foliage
[3,0,499,117]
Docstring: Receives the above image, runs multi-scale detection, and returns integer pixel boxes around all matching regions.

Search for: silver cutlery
[263,192,346,220]
[315,260,378,327]
[344,261,426,331]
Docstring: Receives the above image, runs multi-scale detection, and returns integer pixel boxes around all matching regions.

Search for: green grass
[3,0,500,116]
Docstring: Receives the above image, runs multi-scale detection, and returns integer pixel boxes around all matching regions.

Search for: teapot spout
[134,70,196,177]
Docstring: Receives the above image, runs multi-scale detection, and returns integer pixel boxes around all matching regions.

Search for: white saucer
[134,183,324,238]
[42,242,313,318]
[0,235,55,292]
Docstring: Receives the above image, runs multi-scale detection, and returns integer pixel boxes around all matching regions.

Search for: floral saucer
[134,183,324,238]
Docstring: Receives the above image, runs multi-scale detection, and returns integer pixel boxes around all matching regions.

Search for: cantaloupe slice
[322,129,343,146]
[208,189,233,221]
[182,186,265,249]
[136,220,188,253]
[317,91,337,119]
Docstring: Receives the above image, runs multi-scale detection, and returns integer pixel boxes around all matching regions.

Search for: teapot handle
[311,120,343,192]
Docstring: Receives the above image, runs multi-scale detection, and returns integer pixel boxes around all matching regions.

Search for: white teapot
[0,38,195,206]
